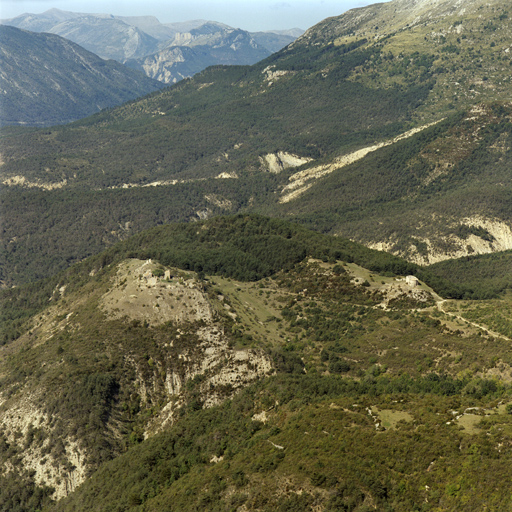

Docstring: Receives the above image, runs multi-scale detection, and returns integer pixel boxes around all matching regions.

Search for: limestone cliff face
[127,46,203,84]
[126,28,270,84]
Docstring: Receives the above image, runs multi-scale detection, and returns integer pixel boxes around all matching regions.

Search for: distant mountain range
[0,25,166,126]
[1,9,303,84]
[124,25,271,83]
[0,10,302,126]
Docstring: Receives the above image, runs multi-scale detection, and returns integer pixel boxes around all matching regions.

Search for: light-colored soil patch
[204,194,232,209]
[260,151,313,173]
[100,259,212,326]
[2,175,68,190]
[479,364,512,384]
[368,216,512,266]
[107,178,204,190]
[496,402,512,414]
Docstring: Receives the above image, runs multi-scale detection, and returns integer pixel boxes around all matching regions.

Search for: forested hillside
[1,0,511,286]
[2,1,512,509]
[277,104,512,263]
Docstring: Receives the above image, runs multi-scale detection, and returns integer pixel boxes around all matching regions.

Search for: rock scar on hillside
[100,259,274,438]
[279,120,443,203]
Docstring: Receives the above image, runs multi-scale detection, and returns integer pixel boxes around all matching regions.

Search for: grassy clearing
[211,276,289,346]
[372,407,414,430]
[457,413,484,434]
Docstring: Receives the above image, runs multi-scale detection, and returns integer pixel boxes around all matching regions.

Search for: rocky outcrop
[144,325,273,437]
[101,259,274,438]
[260,151,313,174]
[127,28,270,84]
[0,395,89,499]
[0,257,276,499]
[126,46,199,84]
[368,216,512,265]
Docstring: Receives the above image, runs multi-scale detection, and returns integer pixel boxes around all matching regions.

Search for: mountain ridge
[1,9,301,84]
[2,215,512,510]
[2,1,512,509]
[0,25,166,126]
[1,0,511,284]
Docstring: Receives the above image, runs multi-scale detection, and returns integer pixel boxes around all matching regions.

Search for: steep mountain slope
[0,256,273,500]
[0,8,77,32]
[300,0,511,121]
[116,15,177,41]
[0,26,166,126]
[1,0,511,284]
[277,104,512,264]
[2,215,512,511]
[45,15,160,62]
[250,30,302,53]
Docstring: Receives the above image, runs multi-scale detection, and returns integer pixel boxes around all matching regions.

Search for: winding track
[436,299,511,342]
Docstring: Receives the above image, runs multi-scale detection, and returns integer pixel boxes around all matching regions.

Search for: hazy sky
[0,1,376,31]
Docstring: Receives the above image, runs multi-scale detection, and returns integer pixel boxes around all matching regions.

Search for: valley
[1,0,512,510]
[0,26,166,127]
